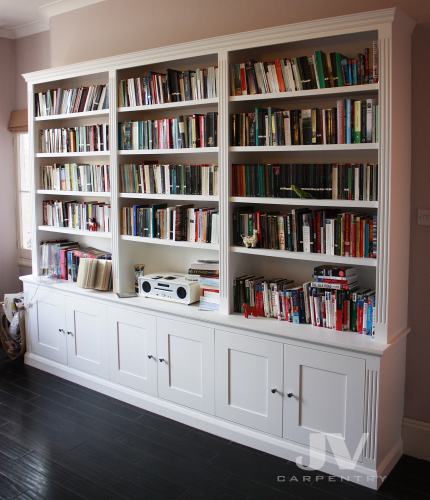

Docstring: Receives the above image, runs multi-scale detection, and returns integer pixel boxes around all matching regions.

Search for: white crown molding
[23,7,401,84]
[13,19,50,39]
[39,0,107,18]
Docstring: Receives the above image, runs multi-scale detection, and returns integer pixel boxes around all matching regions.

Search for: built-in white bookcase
[26,8,413,350]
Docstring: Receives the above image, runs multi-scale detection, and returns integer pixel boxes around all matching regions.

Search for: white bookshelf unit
[22,8,414,489]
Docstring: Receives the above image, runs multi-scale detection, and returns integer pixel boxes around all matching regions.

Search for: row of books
[35,85,109,117]
[118,66,218,107]
[188,260,220,311]
[233,208,377,258]
[40,125,109,153]
[119,113,217,150]
[230,100,378,146]
[232,163,378,201]
[40,240,112,290]
[231,43,378,96]
[41,163,110,192]
[42,200,111,233]
[120,163,219,196]
[121,204,219,243]
[234,265,375,335]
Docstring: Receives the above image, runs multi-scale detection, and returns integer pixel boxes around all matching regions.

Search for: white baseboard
[402,417,430,461]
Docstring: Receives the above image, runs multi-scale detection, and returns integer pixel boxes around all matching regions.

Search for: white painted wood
[38,225,112,238]
[215,330,283,436]
[26,286,67,364]
[119,193,218,202]
[108,306,158,395]
[231,246,377,267]
[157,317,215,414]
[118,148,218,155]
[230,144,379,152]
[34,109,109,121]
[36,151,110,158]
[65,296,109,378]
[283,344,365,459]
[118,97,218,112]
[229,84,379,102]
[230,197,378,209]
[121,235,218,250]
[37,190,111,197]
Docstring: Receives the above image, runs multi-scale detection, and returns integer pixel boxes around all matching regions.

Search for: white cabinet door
[65,296,109,379]
[283,345,365,459]
[108,307,157,395]
[25,285,67,365]
[157,317,214,414]
[215,330,283,437]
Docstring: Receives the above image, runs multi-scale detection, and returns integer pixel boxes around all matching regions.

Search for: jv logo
[296,433,369,470]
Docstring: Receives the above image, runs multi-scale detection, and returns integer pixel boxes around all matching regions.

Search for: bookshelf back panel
[34,73,109,94]
[117,54,218,81]
[118,104,218,121]
[37,232,112,254]
[229,151,379,164]
[228,31,378,65]
[118,242,219,291]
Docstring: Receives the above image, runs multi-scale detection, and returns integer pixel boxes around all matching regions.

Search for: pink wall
[0,38,19,298]
[7,0,430,422]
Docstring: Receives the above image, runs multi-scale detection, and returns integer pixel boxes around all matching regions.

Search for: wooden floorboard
[0,359,429,500]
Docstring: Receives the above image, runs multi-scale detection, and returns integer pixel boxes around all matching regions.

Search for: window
[14,132,32,264]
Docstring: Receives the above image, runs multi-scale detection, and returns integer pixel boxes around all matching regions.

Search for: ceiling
[0,0,106,38]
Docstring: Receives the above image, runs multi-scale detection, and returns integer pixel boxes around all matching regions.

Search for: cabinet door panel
[284,345,365,459]
[26,286,67,365]
[109,308,157,395]
[66,297,109,379]
[157,318,214,414]
[215,330,283,436]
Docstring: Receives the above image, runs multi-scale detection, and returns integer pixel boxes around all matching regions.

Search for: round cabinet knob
[147,354,155,360]
[67,331,74,336]
[176,286,187,300]
[159,358,166,363]
[287,392,294,398]
[271,388,277,394]
[58,328,65,334]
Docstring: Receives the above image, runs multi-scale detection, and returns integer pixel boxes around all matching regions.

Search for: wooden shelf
[34,109,109,121]
[230,197,378,208]
[119,193,218,201]
[36,151,110,158]
[118,97,218,112]
[229,84,379,102]
[37,190,111,197]
[121,234,218,250]
[118,147,218,155]
[230,144,379,152]
[38,225,111,238]
[231,245,377,266]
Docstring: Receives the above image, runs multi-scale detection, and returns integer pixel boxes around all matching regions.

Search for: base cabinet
[26,286,67,365]
[215,330,283,436]
[108,308,157,395]
[157,318,215,414]
[283,345,366,459]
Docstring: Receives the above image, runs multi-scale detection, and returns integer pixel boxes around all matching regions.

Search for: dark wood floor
[0,356,428,500]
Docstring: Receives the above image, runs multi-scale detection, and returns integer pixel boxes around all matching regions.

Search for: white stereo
[138,273,201,304]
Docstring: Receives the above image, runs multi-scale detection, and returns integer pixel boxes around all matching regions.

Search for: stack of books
[118,66,218,107]
[230,100,378,146]
[41,163,110,192]
[35,84,108,116]
[233,265,375,335]
[43,200,111,232]
[232,163,378,201]
[230,43,378,95]
[120,163,218,196]
[233,208,377,258]
[40,125,109,153]
[119,113,217,149]
[121,204,219,244]
[189,260,220,311]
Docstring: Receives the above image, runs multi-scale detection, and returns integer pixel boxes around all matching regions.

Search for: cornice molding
[39,0,107,18]
[24,7,400,84]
